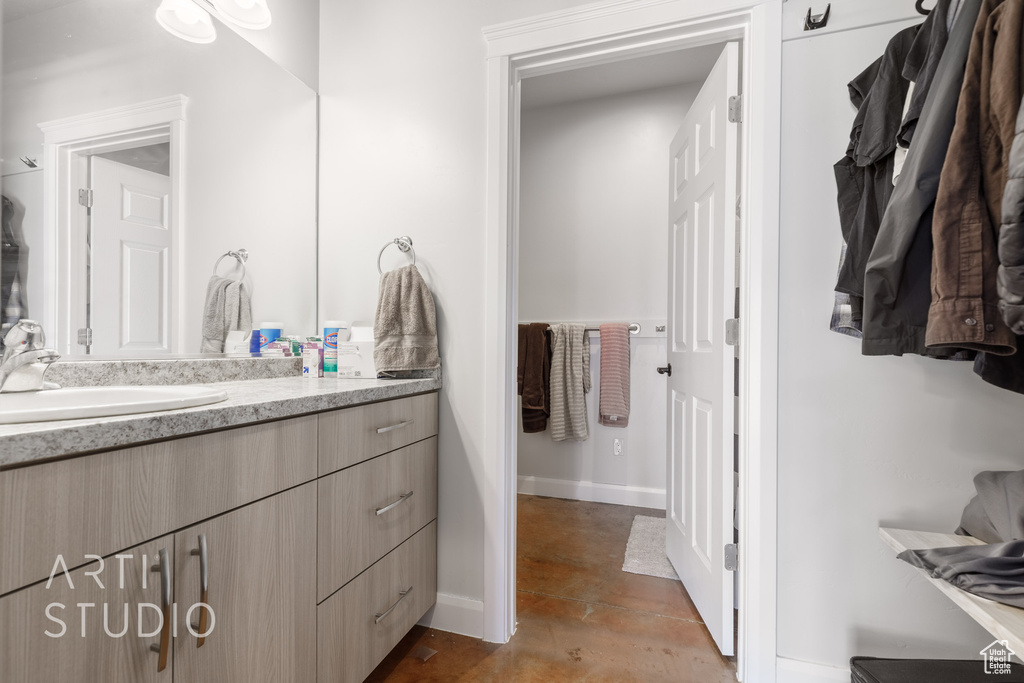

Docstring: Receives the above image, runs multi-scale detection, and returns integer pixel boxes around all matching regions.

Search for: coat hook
[804,3,831,31]
[915,0,932,15]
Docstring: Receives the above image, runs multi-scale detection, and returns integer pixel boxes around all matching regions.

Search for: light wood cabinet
[0,415,318,596]
[174,483,316,683]
[0,534,173,683]
[1,391,439,683]
[318,522,437,683]
[318,392,438,475]
[318,437,438,601]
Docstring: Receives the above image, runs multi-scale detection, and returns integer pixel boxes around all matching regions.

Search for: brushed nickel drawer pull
[374,587,413,624]
[190,533,210,648]
[149,548,171,672]
[376,491,414,516]
[376,419,413,434]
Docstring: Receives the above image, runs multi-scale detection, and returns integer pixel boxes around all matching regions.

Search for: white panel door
[666,41,738,656]
[90,156,172,354]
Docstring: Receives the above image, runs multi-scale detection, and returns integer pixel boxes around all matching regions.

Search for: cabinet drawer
[318,392,437,475]
[0,416,317,596]
[318,437,437,601]
[317,522,437,683]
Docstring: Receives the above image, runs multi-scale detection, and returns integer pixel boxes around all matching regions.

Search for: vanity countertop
[0,375,442,468]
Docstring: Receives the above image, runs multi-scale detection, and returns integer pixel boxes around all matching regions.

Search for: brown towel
[598,323,630,427]
[517,323,550,433]
[374,265,440,373]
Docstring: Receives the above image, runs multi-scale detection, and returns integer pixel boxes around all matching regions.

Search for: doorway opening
[39,96,185,356]
[484,4,781,682]
[514,38,739,664]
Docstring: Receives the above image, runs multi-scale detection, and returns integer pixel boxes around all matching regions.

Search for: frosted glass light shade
[210,0,272,30]
[156,0,216,44]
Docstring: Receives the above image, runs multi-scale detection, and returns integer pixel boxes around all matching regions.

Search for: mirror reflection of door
[84,145,172,355]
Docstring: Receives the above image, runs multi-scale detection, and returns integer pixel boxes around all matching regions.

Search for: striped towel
[549,323,590,441]
[598,323,630,427]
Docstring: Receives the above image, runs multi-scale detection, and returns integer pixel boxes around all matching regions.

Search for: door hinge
[728,95,743,124]
[77,327,92,346]
[725,318,740,346]
[78,188,94,209]
[724,543,738,571]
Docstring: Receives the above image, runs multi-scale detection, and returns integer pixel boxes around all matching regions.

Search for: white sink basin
[0,385,229,424]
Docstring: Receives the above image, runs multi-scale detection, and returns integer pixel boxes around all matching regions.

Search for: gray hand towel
[549,323,589,442]
[224,279,252,344]
[200,276,232,353]
[374,264,440,373]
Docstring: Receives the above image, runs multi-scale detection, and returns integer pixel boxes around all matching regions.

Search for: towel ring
[377,236,416,275]
[213,248,248,281]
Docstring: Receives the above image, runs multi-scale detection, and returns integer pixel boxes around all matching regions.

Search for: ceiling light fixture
[155,0,217,44]
[156,0,272,44]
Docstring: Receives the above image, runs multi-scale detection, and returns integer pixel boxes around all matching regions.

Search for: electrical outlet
[613,438,624,456]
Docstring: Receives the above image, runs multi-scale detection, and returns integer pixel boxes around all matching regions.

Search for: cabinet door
[0,535,174,683]
[172,483,316,683]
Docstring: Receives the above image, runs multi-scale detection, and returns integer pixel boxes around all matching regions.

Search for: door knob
[657,364,672,376]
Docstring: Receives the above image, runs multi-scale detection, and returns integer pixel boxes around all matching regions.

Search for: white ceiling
[521,43,727,110]
[3,0,84,23]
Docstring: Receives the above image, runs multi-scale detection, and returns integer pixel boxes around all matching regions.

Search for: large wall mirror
[1,0,318,357]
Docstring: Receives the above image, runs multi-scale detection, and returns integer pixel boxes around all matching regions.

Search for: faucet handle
[2,319,45,361]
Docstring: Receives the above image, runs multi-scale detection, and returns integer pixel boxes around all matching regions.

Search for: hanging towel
[224,279,252,342]
[374,264,440,373]
[200,276,232,352]
[598,323,631,427]
[517,323,551,433]
[549,323,589,442]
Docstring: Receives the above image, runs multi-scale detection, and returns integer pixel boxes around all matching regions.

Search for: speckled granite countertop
[0,376,441,468]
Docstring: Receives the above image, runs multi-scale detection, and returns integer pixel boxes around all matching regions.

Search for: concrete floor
[366,495,737,682]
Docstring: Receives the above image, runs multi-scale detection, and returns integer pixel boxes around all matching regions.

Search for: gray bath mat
[622,515,680,581]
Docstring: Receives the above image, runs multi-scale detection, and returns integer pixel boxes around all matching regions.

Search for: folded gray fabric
[201,276,232,353]
[957,470,1024,543]
[898,541,1024,608]
[374,264,440,373]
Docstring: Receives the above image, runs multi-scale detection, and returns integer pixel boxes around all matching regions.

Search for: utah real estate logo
[981,640,1015,676]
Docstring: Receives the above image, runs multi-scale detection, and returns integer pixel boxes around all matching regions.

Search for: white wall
[317,0,597,634]
[223,0,320,90]
[778,16,1024,673]
[517,85,701,506]
[2,0,317,353]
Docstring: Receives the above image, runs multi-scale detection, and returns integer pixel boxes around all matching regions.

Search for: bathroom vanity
[0,374,440,683]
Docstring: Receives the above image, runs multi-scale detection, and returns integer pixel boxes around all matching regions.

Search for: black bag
[851,656,1024,682]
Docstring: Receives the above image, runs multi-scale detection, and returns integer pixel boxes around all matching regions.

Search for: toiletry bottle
[259,322,283,350]
[323,320,348,377]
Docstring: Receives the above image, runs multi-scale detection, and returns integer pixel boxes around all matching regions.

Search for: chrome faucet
[0,320,61,393]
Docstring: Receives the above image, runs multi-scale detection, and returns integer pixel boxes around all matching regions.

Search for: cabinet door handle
[374,587,413,624]
[148,548,171,673]
[375,491,414,516]
[190,534,210,648]
[376,420,413,434]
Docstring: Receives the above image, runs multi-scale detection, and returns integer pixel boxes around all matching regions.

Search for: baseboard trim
[418,592,484,638]
[518,475,665,509]
[776,656,851,683]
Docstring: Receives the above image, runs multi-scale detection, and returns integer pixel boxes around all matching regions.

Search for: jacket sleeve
[998,93,1024,334]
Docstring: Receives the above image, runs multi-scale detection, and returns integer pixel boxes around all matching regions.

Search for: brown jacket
[927,0,1024,354]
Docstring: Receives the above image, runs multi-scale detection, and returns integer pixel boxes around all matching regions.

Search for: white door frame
[482,2,781,682]
[39,95,187,355]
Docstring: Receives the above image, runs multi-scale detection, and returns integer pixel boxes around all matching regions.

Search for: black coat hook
[804,3,831,31]
[915,0,933,14]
